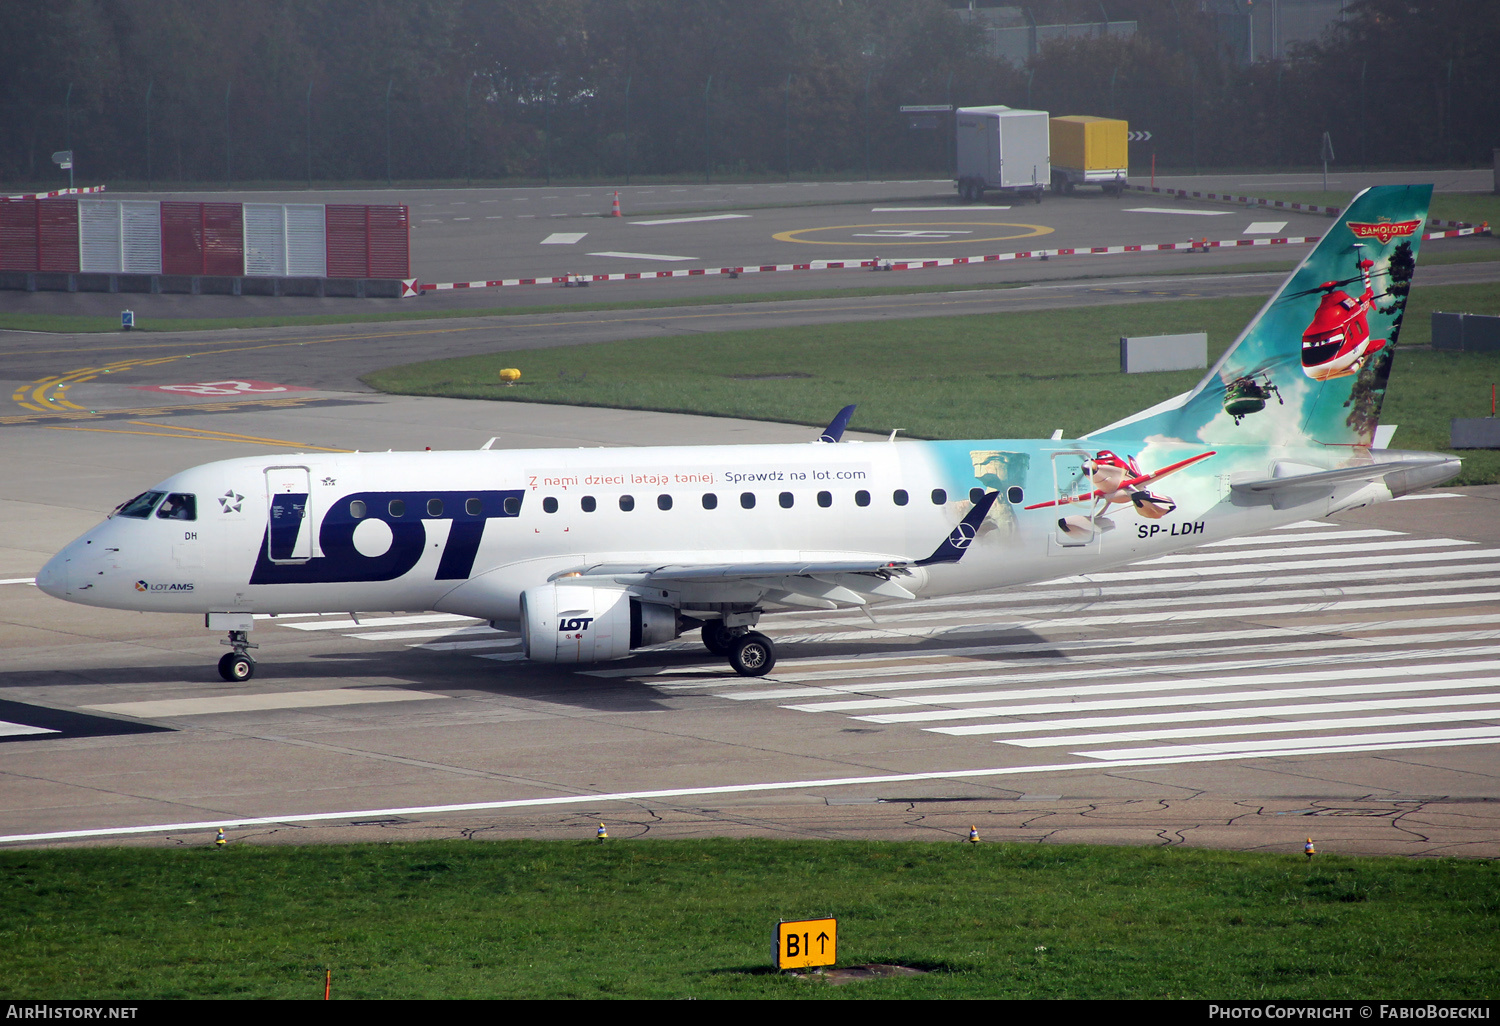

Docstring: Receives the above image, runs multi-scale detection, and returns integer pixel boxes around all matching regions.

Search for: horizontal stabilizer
[1231,457,1457,507]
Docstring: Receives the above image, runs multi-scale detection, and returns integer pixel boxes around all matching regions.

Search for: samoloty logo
[1347,219,1422,245]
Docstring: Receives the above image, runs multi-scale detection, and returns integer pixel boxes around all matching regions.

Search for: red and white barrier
[402,224,1487,297]
[1,185,106,202]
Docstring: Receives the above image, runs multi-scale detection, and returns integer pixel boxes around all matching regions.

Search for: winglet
[818,405,857,443]
[917,491,1000,566]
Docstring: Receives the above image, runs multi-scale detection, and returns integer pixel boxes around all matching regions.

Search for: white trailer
[955,105,1050,204]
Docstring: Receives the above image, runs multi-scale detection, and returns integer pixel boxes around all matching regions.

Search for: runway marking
[43,423,353,452]
[541,232,587,245]
[1244,221,1288,234]
[587,251,698,261]
[0,720,58,737]
[9,740,1500,847]
[1079,726,1500,762]
[631,214,751,225]
[1124,207,1233,216]
[871,206,1010,212]
[83,688,444,718]
[774,222,1053,246]
[1008,707,1500,748]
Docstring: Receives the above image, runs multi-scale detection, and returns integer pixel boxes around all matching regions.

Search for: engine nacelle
[519,583,682,663]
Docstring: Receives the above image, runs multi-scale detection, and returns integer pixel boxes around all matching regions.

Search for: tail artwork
[1096,184,1432,449]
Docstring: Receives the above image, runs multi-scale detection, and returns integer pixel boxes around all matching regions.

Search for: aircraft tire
[702,622,735,656]
[218,652,255,682]
[728,632,776,677]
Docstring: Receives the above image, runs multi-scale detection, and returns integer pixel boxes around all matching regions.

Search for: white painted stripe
[780,649,1500,710]
[278,613,477,632]
[414,638,522,651]
[630,214,751,225]
[1198,528,1401,546]
[1008,706,1500,748]
[0,578,36,585]
[871,206,1010,212]
[598,618,1500,682]
[347,625,497,641]
[1124,207,1232,216]
[1244,221,1288,234]
[1079,726,1500,761]
[541,232,587,244]
[12,739,1500,846]
[1141,538,1471,563]
[937,692,1500,739]
[0,720,58,737]
[586,251,697,261]
[84,688,445,717]
[1045,547,1500,584]
[867,675,1500,726]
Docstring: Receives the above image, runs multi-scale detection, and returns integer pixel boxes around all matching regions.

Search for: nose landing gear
[218,630,258,682]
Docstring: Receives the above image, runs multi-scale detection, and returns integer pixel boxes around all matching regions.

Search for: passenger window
[1007,486,1024,504]
[779,492,794,509]
[466,497,482,516]
[581,496,597,513]
[740,492,756,509]
[658,494,672,511]
[970,487,985,504]
[427,498,443,517]
[543,497,558,514]
[503,496,521,515]
[155,493,197,521]
[114,491,165,519]
[931,488,946,505]
[855,490,870,507]
[619,495,635,512]
[817,491,832,508]
[388,499,405,517]
[350,499,367,519]
[702,493,718,510]
[893,489,909,506]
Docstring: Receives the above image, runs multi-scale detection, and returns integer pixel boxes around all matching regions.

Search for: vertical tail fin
[1095,184,1431,448]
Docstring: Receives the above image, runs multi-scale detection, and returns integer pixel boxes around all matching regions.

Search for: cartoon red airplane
[1024,449,1216,536]
[1294,244,1390,382]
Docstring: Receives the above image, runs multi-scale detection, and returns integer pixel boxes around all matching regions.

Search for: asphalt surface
[1,170,1498,854]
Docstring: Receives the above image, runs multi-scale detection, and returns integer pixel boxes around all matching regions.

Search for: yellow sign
[774,917,837,970]
[772,222,1053,246]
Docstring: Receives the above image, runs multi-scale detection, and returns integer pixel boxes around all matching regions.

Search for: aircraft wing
[551,492,1001,609]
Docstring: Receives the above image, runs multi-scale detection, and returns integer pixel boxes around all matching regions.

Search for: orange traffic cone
[611,191,621,217]
[967,826,980,844]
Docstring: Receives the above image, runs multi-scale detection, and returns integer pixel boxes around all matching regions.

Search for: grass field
[364,282,1500,485]
[2,839,1496,1000]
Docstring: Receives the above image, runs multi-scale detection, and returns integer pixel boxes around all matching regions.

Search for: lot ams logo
[135,580,195,592]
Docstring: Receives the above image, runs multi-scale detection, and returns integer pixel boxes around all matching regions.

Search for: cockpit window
[114,491,165,519]
[155,493,197,521]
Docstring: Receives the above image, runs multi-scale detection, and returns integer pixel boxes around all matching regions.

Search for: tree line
[1,0,1494,188]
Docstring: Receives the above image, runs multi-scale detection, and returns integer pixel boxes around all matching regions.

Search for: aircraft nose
[35,550,68,599]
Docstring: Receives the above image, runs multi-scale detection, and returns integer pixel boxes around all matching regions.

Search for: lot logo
[559,617,594,633]
[136,580,194,592]
[1347,219,1421,245]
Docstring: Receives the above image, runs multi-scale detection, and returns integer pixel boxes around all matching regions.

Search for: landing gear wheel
[702,622,735,656]
[218,652,255,682]
[728,632,776,677]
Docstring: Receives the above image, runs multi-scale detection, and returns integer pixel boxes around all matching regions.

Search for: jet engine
[519,582,683,663]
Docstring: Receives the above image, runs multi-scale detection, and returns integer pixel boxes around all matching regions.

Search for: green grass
[364,282,1500,484]
[2,839,1495,999]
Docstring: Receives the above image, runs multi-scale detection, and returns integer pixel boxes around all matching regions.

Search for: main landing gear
[218,629,258,682]
[701,619,777,677]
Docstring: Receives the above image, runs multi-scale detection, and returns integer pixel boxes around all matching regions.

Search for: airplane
[36,185,1460,682]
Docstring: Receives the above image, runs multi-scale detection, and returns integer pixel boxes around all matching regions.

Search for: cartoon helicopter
[1291,244,1392,382]
[1024,449,1216,538]
[1223,370,1284,425]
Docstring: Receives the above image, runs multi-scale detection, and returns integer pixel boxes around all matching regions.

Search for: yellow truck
[1049,116,1129,196]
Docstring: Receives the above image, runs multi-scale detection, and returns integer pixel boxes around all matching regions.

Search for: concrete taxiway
[2,389,1498,855]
